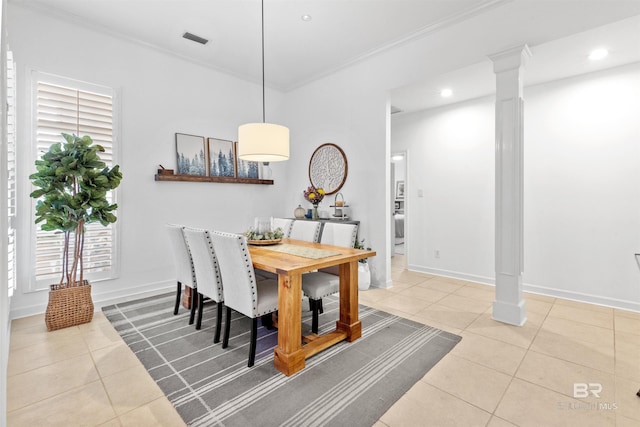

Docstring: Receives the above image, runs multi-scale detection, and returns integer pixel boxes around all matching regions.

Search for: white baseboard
[408,264,495,287]
[10,280,175,320]
[406,264,640,313]
[93,281,175,311]
[523,282,640,313]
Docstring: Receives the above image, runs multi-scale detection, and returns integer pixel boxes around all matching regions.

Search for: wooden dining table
[248,238,376,376]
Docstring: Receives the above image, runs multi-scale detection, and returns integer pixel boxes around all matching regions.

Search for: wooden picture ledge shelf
[155,174,273,185]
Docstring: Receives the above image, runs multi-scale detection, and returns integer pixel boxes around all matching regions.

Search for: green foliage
[29,133,123,285]
[354,238,372,263]
[244,227,284,241]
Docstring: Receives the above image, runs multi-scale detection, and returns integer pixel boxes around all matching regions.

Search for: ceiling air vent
[390,105,403,115]
[183,32,209,45]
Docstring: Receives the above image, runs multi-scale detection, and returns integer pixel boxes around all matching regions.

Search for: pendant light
[238,0,290,162]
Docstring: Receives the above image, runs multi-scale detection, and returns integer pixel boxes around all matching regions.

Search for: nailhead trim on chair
[204,231,223,297]
[235,233,259,313]
[167,224,199,324]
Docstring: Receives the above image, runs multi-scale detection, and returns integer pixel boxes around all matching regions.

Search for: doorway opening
[391,151,406,257]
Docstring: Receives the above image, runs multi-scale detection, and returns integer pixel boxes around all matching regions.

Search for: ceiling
[391,13,640,114]
[10,0,640,114]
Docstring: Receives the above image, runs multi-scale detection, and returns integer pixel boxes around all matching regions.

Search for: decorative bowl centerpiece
[244,227,284,245]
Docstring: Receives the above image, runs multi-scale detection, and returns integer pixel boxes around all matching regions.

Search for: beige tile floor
[7,255,640,426]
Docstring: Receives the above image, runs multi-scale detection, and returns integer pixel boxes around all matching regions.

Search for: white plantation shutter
[33,77,118,286]
[7,51,16,297]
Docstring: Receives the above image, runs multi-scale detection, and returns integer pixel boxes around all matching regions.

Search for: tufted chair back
[272,218,293,237]
[289,220,321,242]
[210,231,278,318]
[182,227,223,303]
[166,224,197,289]
[320,223,358,248]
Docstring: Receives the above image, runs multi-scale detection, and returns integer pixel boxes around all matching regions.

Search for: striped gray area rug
[102,293,461,427]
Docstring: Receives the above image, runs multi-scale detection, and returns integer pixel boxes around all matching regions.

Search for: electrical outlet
[435,250,440,259]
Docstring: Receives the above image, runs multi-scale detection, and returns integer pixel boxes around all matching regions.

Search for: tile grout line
[9,255,633,427]
[480,298,553,426]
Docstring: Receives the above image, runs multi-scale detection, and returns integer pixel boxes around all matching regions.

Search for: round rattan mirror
[308,143,348,195]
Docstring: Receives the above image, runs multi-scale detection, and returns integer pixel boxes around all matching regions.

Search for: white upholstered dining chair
[302,222,359,334]
[289,220,321,242]
[210,231,279,367]
[319,222,359,248]
[165,224,198,325]
[182,227,225,343]
[272,218,293,237]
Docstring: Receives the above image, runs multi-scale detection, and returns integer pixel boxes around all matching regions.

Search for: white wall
[8,4,289,317]
[392,97,496,283]
[524,63,640,310]
[283,68,391,287]
[392,63,640,311]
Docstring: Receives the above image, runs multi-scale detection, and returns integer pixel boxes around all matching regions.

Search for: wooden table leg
[273,272,306,376]
[182,285,193,309]
[336,260,362,341]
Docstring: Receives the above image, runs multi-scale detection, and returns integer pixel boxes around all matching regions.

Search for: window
[32,72,119,289]
[6,51,15,297]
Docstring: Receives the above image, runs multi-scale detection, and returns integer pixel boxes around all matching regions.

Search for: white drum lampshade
[238,123,289,162]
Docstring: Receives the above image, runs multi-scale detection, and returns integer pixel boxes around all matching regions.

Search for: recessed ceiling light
[392,155,404,161]
[301,14,312,22]
[588,48,608,60]
[441,88,453,98]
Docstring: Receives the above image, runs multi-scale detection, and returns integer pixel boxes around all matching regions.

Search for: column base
[492,299,527,326]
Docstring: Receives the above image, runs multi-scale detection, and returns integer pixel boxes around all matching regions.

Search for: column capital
[488,44,532,73]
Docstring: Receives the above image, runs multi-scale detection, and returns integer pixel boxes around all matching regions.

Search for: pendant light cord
[261,0,266,124]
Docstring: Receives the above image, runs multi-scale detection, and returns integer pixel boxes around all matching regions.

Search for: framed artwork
[308,143,348,195]
[176,133,206,176]
[235,142,260,179]
[208,137,235,177]
[396,181,405,199]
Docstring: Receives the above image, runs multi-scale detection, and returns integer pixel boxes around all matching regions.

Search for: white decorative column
[489,45,531,326]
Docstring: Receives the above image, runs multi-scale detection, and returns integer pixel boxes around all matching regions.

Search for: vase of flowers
[303,186,325,219]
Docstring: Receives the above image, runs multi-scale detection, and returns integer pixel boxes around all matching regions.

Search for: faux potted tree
[30,133,122,331]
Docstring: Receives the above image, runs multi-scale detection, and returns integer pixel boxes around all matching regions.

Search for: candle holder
[330,193,349,220]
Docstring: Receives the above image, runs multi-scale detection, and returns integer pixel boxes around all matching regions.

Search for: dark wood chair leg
[310,299,319,334]
[261,313,274,330]
[318,298,324,314]
[174,281,182,315]
[248,317,258,367]
[222,306,232,349]
[188,287,197,325]
[195,292,204,330]
[214,302,223,344]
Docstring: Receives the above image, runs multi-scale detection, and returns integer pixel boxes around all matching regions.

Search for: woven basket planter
[45,280,94,331]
